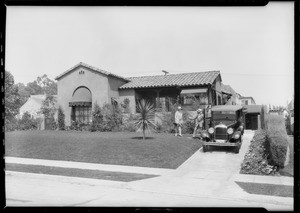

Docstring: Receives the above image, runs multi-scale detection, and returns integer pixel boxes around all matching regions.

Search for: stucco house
[55,62,227,126]
[240,96,256,105]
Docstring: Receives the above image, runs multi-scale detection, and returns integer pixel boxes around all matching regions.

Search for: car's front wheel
[203,145,208,152]
[234,143,241,153]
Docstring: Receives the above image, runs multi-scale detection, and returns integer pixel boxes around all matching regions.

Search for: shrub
[5,116,19,131]
[18,112,39,130]
[57,106,65,130]
[181,111,196,134]
[155,112,174,133]
[260,105,266,130]
[265,114,289,168]
[121,98,131,113]
[134,99,156,140]
[90,102,103,132]
[101,103,123,132]
[240,130,277,175]
[121,113,137,132]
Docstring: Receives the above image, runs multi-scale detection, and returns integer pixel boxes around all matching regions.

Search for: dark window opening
[72,106,92,124]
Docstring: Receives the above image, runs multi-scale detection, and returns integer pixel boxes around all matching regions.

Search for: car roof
[211,105,244,112]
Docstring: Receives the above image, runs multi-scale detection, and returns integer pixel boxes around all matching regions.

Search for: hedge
[240,130,277,175]
[265,115,289,168]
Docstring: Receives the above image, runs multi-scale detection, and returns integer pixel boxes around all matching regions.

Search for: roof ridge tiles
[128,70,220,79]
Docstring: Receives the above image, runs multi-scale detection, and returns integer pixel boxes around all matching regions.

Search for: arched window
[69,87,92,123]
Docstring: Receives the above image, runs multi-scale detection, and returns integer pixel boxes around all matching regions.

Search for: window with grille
[73,106,92,123]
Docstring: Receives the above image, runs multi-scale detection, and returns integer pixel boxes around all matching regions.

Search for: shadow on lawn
[131,137,155,140]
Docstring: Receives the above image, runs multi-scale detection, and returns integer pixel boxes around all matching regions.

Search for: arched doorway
[69,86,92,124]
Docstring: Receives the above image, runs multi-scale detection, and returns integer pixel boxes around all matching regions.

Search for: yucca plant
[134,99,156,140]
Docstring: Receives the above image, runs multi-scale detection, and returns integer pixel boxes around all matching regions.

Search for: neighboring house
[243,105,262,130]
[18,94,46,119]
[18,94,58,130]
[269,109,281,115]
[221,84,238,105]
[240,96,256,105]
[235,93,243,105]
[55,62,225,126]
[119,70,223,112]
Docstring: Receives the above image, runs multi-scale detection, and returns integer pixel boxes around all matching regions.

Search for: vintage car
[201,105,244,153]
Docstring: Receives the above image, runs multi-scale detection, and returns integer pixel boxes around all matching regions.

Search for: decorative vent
[79,70,85,75]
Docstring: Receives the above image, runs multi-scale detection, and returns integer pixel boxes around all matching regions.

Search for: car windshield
[213,111,236,121]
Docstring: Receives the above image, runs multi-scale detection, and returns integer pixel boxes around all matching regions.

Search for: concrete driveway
[5,130,293,210]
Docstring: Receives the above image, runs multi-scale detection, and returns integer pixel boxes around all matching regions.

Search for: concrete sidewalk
[5,155,293,186]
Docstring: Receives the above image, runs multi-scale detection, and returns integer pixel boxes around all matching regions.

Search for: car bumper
[203,141,241,147]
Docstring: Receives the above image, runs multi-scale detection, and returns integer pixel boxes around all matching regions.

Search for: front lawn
[5,131,202,169]
[279,136,294,177]
[235,182,293,198]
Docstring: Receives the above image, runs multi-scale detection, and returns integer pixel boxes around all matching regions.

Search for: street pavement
[5,130,294,210]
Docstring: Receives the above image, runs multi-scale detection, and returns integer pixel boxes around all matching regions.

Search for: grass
[235,181,293,198]
[6,163,158,182]
[5,130,202,169]
[278,136,294,177]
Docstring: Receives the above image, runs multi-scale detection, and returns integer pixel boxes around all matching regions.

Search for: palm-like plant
[134,99,156,140]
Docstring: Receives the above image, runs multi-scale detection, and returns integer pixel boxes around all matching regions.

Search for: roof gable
[119,71,220,89]
[55,62,129,82]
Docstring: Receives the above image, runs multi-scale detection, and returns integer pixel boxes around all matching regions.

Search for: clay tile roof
[119,71,220,89]
[55,62,129,82]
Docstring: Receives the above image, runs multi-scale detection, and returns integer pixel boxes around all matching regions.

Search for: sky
[5,3,294,107]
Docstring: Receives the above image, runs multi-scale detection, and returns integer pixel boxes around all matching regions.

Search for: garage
[243,105,262,130]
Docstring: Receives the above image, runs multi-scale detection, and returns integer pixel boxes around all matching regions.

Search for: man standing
[174,106,183,136]
[191,108,204,138]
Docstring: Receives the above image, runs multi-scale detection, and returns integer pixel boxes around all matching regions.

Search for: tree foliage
[40,95,57,118]
[17,74,57,98]
[58,106,65,130]
[18,111,39,130]
[5,71,22,125]
[90,102,103,132]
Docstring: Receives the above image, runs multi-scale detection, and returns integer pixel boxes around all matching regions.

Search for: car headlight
[201,131,209,138]
[208,127,214,134]
[227,128,234,135]
[233,132,241,139]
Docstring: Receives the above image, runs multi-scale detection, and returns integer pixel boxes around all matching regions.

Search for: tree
[5,71,22,127]
[90,102,103,131]
[57,106,65,130]
[40,95,57,130]
[134,99,156,140]
[16,83,31,106]
[25,74,57,96]
[40,95,57,118]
